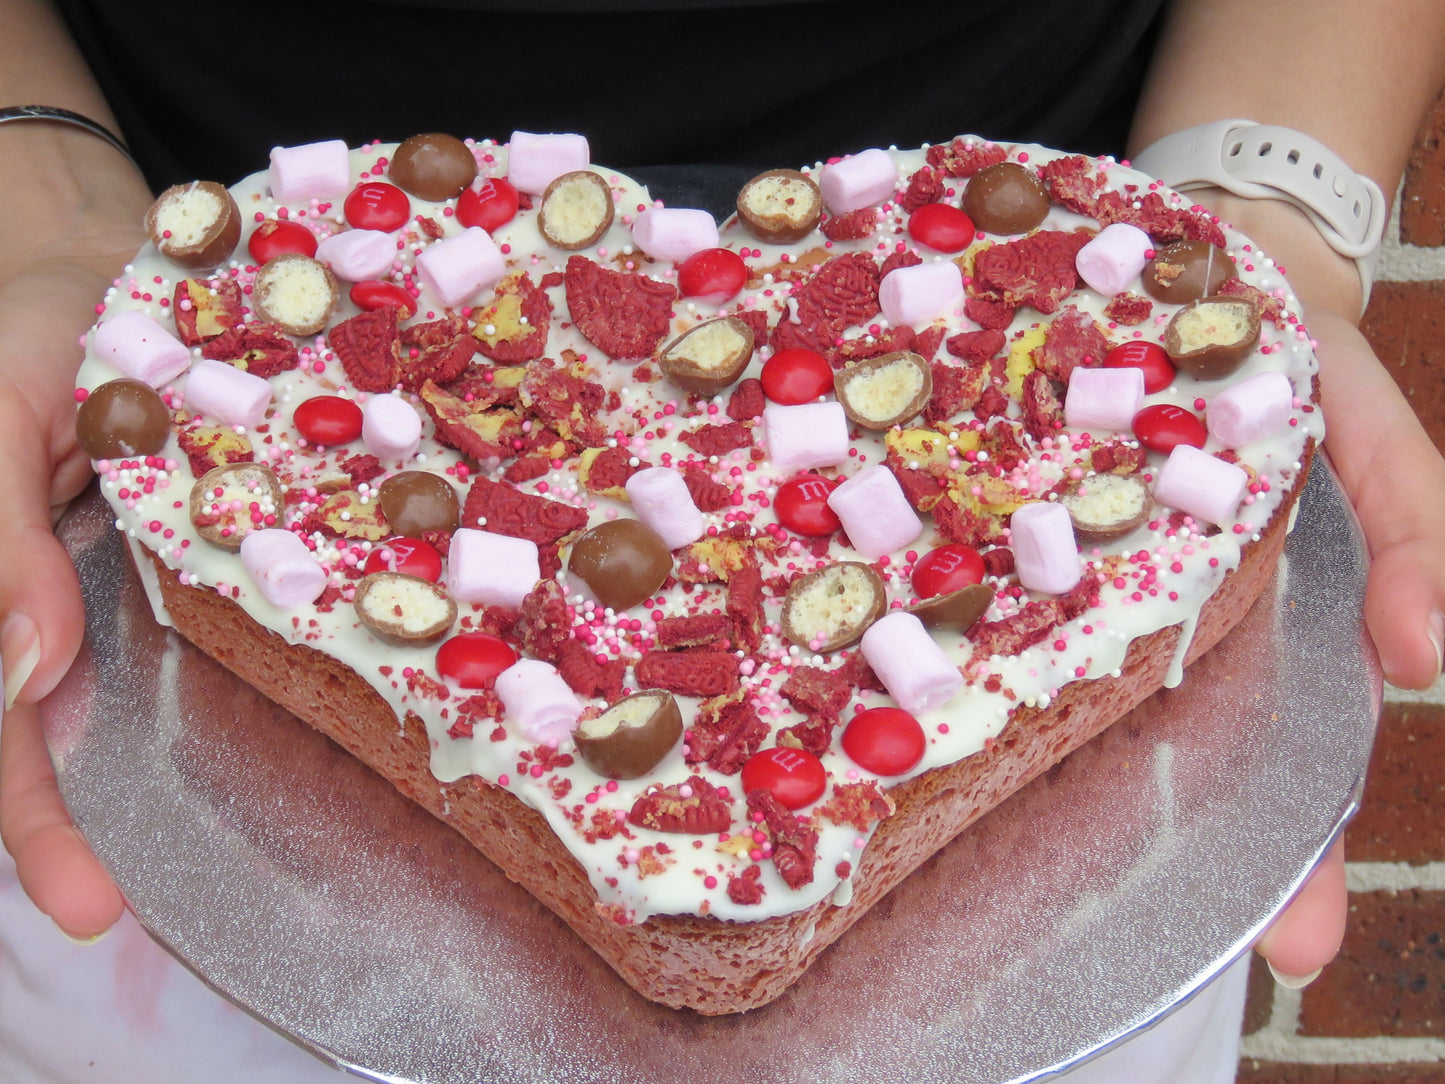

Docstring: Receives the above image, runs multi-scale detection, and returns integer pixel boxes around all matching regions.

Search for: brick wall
[1238,92,1445,1081]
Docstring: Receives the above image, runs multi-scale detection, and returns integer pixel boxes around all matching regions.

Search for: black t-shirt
[59,0,1165,206]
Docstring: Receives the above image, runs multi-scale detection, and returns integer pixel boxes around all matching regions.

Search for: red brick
[1239,1064,1445,1083]
[1244,952,1278,1035]
[1347,703,1445,863]
[1400,91,1445,247]
[1298,889,1445,1037]
[1360,281,1445,456]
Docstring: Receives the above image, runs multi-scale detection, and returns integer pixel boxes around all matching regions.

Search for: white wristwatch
[1132,118,1388,307]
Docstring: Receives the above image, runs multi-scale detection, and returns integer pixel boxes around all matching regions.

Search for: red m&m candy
[248,218,317,263]
[457,176,520,232]
[436,631,518,689]
[841,707,926,777]
[363,537,443,582]
[344,181,410,232]
[1133,403,1207,454]
[907,203,976,253]
[1104,340,1176,394]
[678,247,747,304]
[760,347,833,404]
[350,280,418,318]
[911,543,985,599]
[293,395,363,446]
[740,746,827,810]
[774,473,842,536]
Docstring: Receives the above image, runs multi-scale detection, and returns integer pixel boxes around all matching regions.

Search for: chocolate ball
[567,519,672,612]
[962,162,1050,235]
[1141,239,1232,304]
[76,379,171,459]
[378,471,460,536]
[388,133,478,202]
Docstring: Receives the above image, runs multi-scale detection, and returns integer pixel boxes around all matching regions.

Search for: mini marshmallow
[183,359,272,429]
[1074,222,1153,297]
[507,131,590,194]
[860,612,963,715]
[1153,444,1249,526]
[762,401,850,474]
[415,227,505,308]
[826,465,922,559]
[316,229,396,282]
[1010,501,1081,595]
[93,310,192,387]
[240,528,327,609]
[878,261,965,327]
[447,528,541,609]
[625,467,705,550]
[630,208,720,263]
[268,139,351,202]
[1064,365,1145,434]
[495,659,584,746]
[1207,370,1295,449]
[362,393,422,461]
[819,148,898,213]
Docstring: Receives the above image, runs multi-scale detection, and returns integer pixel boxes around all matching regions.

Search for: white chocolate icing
[78,137,1322,927]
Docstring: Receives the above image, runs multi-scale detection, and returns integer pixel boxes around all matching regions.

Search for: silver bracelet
[1133,119,1387,310]
[0,104,140,171]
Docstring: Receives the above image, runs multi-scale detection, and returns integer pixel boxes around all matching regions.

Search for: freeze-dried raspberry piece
[946,328,1007,363]
[463,477,588,547]
[635,650,740,699]
[1093,190,1227,248]
[726,377,765,421]
[970,598,1067,659]
[913,325,947,361]
[564,255,677,359]
[202,323,299,378]
[817,781,895,832]
[879,249,923,278]
[777,717,835,759]
[175,424,252,477]
[628,774,734,834]
[964,296,1015,330]
[926,138,1008,178]
[330,308,401,392]
[173,277,244,346]
[686,691,766,774]
[780,666,850,723]
[982,547,1015,578]
[746,789,818,890]
[1104,293,1153,325]
[973,230,1090,314]
[515,579,569,663]
[973,384,1009,422]
[1021,369,1064,440]
[835,651,886,694]
[1218,277,1287,328]
[519,361,608,447]
[555,639,625,701]
[473,271,552,363]
[933,495,1003,548]
[925,359,986,423]
[1031,305,1108,384]
[1090,439,1147,475]
[888,458,945,510]
[655,613,731,650]
[769,252,881,356]
[821,208,877,241]
[397,316,476,391]
[679,421,752,459]
[733,309,770,344]
[447,690,505,740]
[419,380,523,461]
[341,453,384,486]
[681,466,732,513]
[899,165,944,212]
[1036,155,1107,216]
[578,445,644,498]
[727,864,765,905]
[502,456,549,484]
[726,564,764,652]
[981,420,1027,471]
[834,326,916,364]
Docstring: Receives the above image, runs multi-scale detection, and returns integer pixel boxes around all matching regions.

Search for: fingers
[0,699,124,937]
[1255,839,1347,986]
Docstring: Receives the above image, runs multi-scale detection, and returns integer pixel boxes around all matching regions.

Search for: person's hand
[0,129,149,940]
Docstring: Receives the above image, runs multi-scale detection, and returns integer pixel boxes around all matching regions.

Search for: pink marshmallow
[819,148,898,213]
[860,612,963,716]
[507,131,590,194]
[316,229,396,282]
[183,359,272,429]
[630,208,719,262]
[268,139,351,202]
[415,227,505,308]
[240,529,327,609]
[495,659,583,746]
[1010,501,1081,595]
[361,393,422,461]
[762,401,850,473]
[625,467,705,550]
[1153,444,1249,526]
[447,528,541,609]
[1074,222,1153,296]
[93,310,192,387]
[1064,365,1145,434]
[879,261,964,327]
[827,465,923,559]
[1206,370,1295,449]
